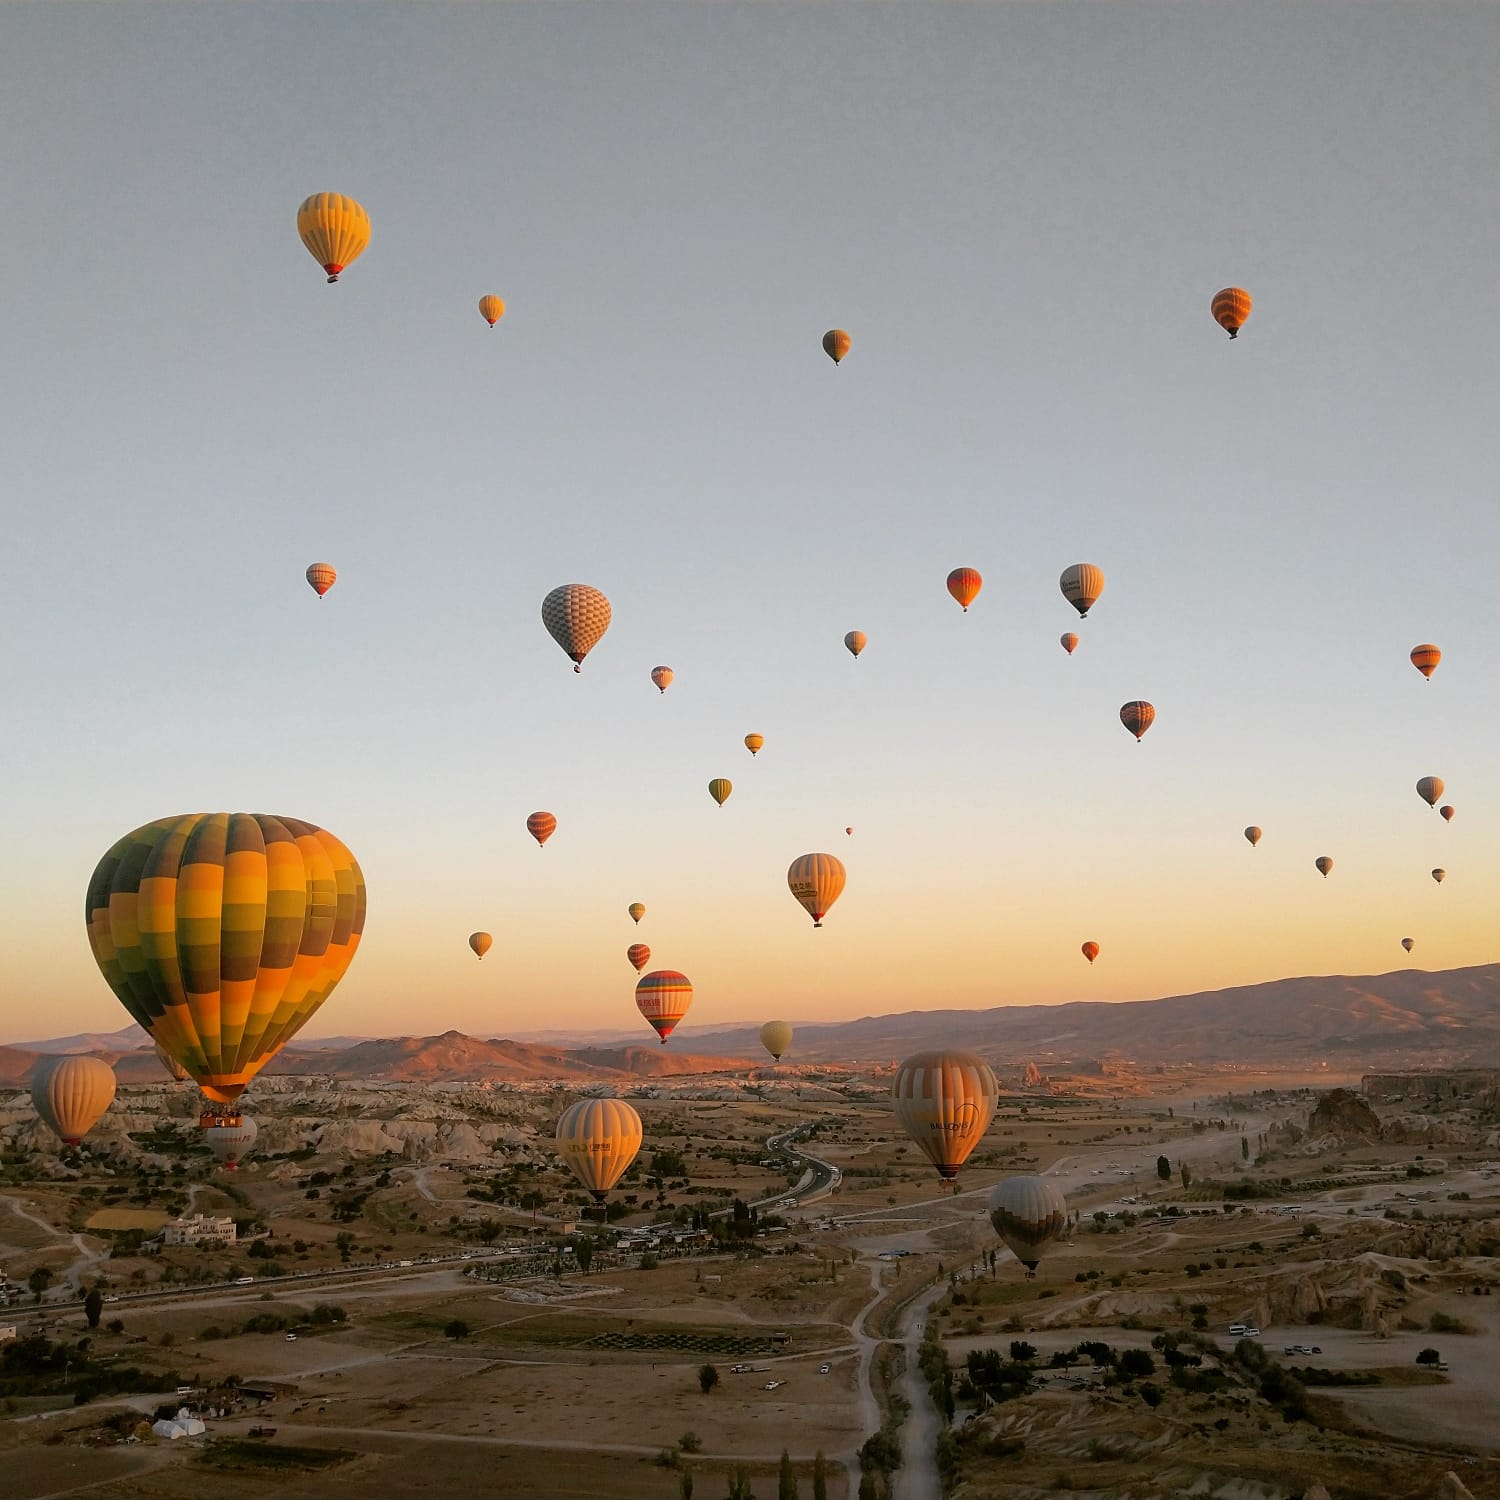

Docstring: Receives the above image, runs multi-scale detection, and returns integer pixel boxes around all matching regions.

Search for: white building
[161,1214,237,1247]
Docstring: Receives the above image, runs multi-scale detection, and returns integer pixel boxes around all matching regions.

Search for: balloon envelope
[30,1055,116,1145]
[469,932,492,959]
[651,666,674,694]
[891,1050,999,1180]
[527,812,557,847]
[946,567,982,612]
[760,1020,793,1062]
[1402,937,1415,953]
[1440,805,1454,822]
[708,778,733,807]
[1060,564,1104,618]
[1060,633,1079,656]
[989,1175,1068,1270]
[627,942,651,973]
[1081,941,1099,964]
[628,902,646,924]
[635,970,693,1043]
[296,193,370,282]
[556,1098,643,1201]
[788,853,846,928]
[1120,701,1155,741]
[1316,856,1333,878]
[1432,868,1446,883]
[823,329,851,364]
[744,734,764,756]
[1244,826,1263,847]
[844,630,867,658]
[155,1042,190,1082]
[1410,644,1441,679]
[86,813,365,1105]
[206,1116,258,1166]
[542,584,612,671]
[1416,776,1444,808]
[306,562,336,597]
[478,294,505,326]
[1211,286,1252,338]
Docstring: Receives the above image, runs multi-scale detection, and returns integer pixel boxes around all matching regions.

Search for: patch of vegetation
[197,1440,357,1472]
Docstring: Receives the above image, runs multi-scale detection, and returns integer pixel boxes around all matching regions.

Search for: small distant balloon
[744,733,764,756]
[306,562,337,598]
[206,1116,258,1168]
[1315,856,1333,878]
[1416,776,1444,808]
[297,193,370,283]
[823,329,851,364]
[542,584,612,672]
[1081,941,1100,964]
[845,827,854,836]
[155,1043,190,1083]
[946,568,983,612]
[527,811,557,847]
[760,1020,793,1062]
[708,778,733,807]
[844,630,867,659]
[628,902,646,924]
[1401,937,1415,953]
[1211,286,1252,339]
[1439,805,1454,823]
[651,666,674,694]
[1244,826,1263,848]
[1060,633,1079,656]
[478,294,505,327]
[635,970,693,1044]
[469,932,492,959]
[1431,868,1446,884]
[1119,701,1155,741]
[627,942,651,973]
[30,1056,116,1146]
[1060,564,1104,619]
[1410,644,1441,680]
[788,852,846,928]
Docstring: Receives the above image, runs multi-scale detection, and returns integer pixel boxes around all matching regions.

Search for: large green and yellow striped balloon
[85,813,366,1105]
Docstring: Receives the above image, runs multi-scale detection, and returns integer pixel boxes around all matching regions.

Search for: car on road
[285,1333,297,1341]
[819,1363,831,1374]
[763,1380,784,1390]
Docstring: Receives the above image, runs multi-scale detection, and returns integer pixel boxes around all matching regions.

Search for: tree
[1241,1137,1250,1160]
[1416,1347,1441,1365]
[83,1286,103,1330]
[28,1267,53,1303]
[443,1320,470,1339]
[1117,1348,1155,1379]
[1009,1340,1036,1362]
[573,1238,594,1275]
[726,1465,754,1500]
[680,1469,694,1500]
[698,1362,720,1394]
[858,1474,878,1500]
[778,1448,799,1500]
[1156,1156,1171,1182]
[812,1452,827,1500]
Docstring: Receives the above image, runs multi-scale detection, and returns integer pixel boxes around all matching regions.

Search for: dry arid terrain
[4,1052,1500,1499]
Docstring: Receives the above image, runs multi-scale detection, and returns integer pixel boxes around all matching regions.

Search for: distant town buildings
[160,1213,237,1247]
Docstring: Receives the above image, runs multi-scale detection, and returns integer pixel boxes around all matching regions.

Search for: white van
[1228,1323,1248,1336]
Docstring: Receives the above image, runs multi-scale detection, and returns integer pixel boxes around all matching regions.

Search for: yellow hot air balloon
[891,1050,999,1180]
[1059,564,1104,618]
[1060,633,1079,656]
[1440,805,1454,823]
[759,1020,793,1062]
[1315,856,1333,878]
[1211,286,1252,338]
[469,931,493,959]
[788,853,846,928]
[627,942,651,973]
[1416,776,1444,808]
[527,811,557,847]
[556,1098,644,1201]
[30,1056,116,1146]
[1244,826,1263,847]
[628,902,646,924]
[296,193,370,283]
[635,970,693,1043]
[1410,644,1441,680]
[1119,700,1155,741]
[745,733,764,756]
[844,631,867,659]
[651,666,675,694]
[1081,941,1099,964]
[822,329,851,364]
[306,562,337,598]
[946,567,982,612]
[541,583,612,672]
[478,294,506,327]
[989,1175,1068,1272]
[155,1041,190,1083]
[86,814,365,1106]
[1401,937,1415,953]
[1432,868,1446,884]
[205,1115,258,1168]
[708,778,733,807]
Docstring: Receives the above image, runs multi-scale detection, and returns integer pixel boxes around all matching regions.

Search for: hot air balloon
[1081,941,1099,964]
[844,631,867,659]
[989,1175,1068,1272]
[1244,826,1263,848]
[527,811,557,847]
[154,1042,190,1083]
[1211,286,1252,338]
[708,778,733,807]
[469,932,492,959]
[1120,701,1155,741]
[1416,776,1444,808]
[823,329,851,364]
[296,193,370,283]
[1440,805,1454,823]
[1432,868,1446,884]
[1059,564,1104,619]
[541,584,612,672]
[760,1020,793,1062]
[1060,633,1079,656]
[478,294,505,327]
[86,814,365,1106]
[635,970,692,1044]
[947,568,982,612]
[556,1098,643,1201]
[745,734,764,756]
[845,827,854,836]
[206,1115,258,1168]
[305,563,337,598]
[628,903,646,924]
[30,1056,116,1146]
[1401,937,1415,953]
[891,1050,999,1180]
[1410,644,1441,680]
[651,666,674,694]
[1315,856,1333,878]
[627,942,651,973]
[788,853,846,928]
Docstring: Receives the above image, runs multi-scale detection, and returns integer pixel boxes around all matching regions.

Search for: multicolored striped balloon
[635,969,693,1044]
[627,942,651,973]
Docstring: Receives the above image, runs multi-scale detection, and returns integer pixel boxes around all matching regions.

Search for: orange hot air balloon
[296,193,370,283]
[844,630,867,659]
[1401,937,1415,953]
[1081,941,1099,964]
[469,931,492,959]
[1410,644,1441,680]
[627,902,645,924]
[891,1050,999,1180]
[1431,868,1446,884]
[946,567,982,612]
[1315,856,1333,878]
[1060,633,1079,656]
[305,562,337,597]
[635,969,692,1044]
[651,666,674,694]
[845,827,853,836]
[1244,826,1263,847]
[1416,776,1444,808]
[527,811,557,847]
[708,778,733,807]
[744,733,764,756]
[478,294,505,327]
[627,942,651,973]
[557,1098,643,1202]
[30,1056,117,1146]
[788,852,846,928]
[1211,286,1252,338]
[1119,701,1155,741]
[823,329,851,364]
[1439,805,1454,823]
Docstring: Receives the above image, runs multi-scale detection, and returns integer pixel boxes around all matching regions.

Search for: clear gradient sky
[3,2,1497,1044]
